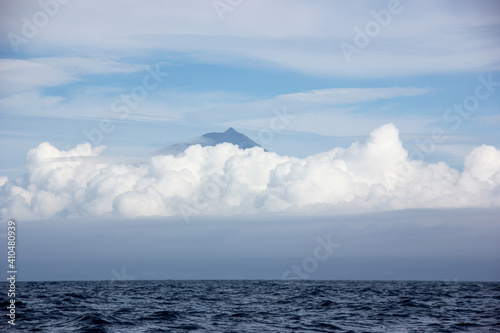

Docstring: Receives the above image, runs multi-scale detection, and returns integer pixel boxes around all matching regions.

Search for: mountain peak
[158,127,266,156]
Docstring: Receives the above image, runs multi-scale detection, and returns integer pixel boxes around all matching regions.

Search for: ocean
[1,280,499,332]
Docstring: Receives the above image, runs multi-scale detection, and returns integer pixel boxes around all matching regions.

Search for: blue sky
[0,0,500,281]
[1,0,499,178]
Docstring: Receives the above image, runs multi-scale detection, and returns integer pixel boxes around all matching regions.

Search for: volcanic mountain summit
[158,128,265,155]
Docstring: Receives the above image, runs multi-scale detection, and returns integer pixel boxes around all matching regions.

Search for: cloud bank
[1,124,499,221]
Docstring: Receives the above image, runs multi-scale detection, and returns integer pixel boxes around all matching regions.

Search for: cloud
[0,59,74,96]
[1,123,499,221]
[187,87,432,133]
[275,87,431,105]
[0,57,146,97]
[0,91,64,114]
[1,1,499,77]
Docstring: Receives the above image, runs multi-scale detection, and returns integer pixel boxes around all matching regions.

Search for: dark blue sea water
[1,280,499,332]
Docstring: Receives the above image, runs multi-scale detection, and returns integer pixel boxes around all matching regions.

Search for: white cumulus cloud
[1,124,499,221]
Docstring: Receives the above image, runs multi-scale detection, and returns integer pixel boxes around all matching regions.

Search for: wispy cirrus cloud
[0,57,146,96]
[1,1,499,76]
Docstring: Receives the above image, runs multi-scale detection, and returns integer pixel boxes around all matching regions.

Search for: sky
[0,0,499,281]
